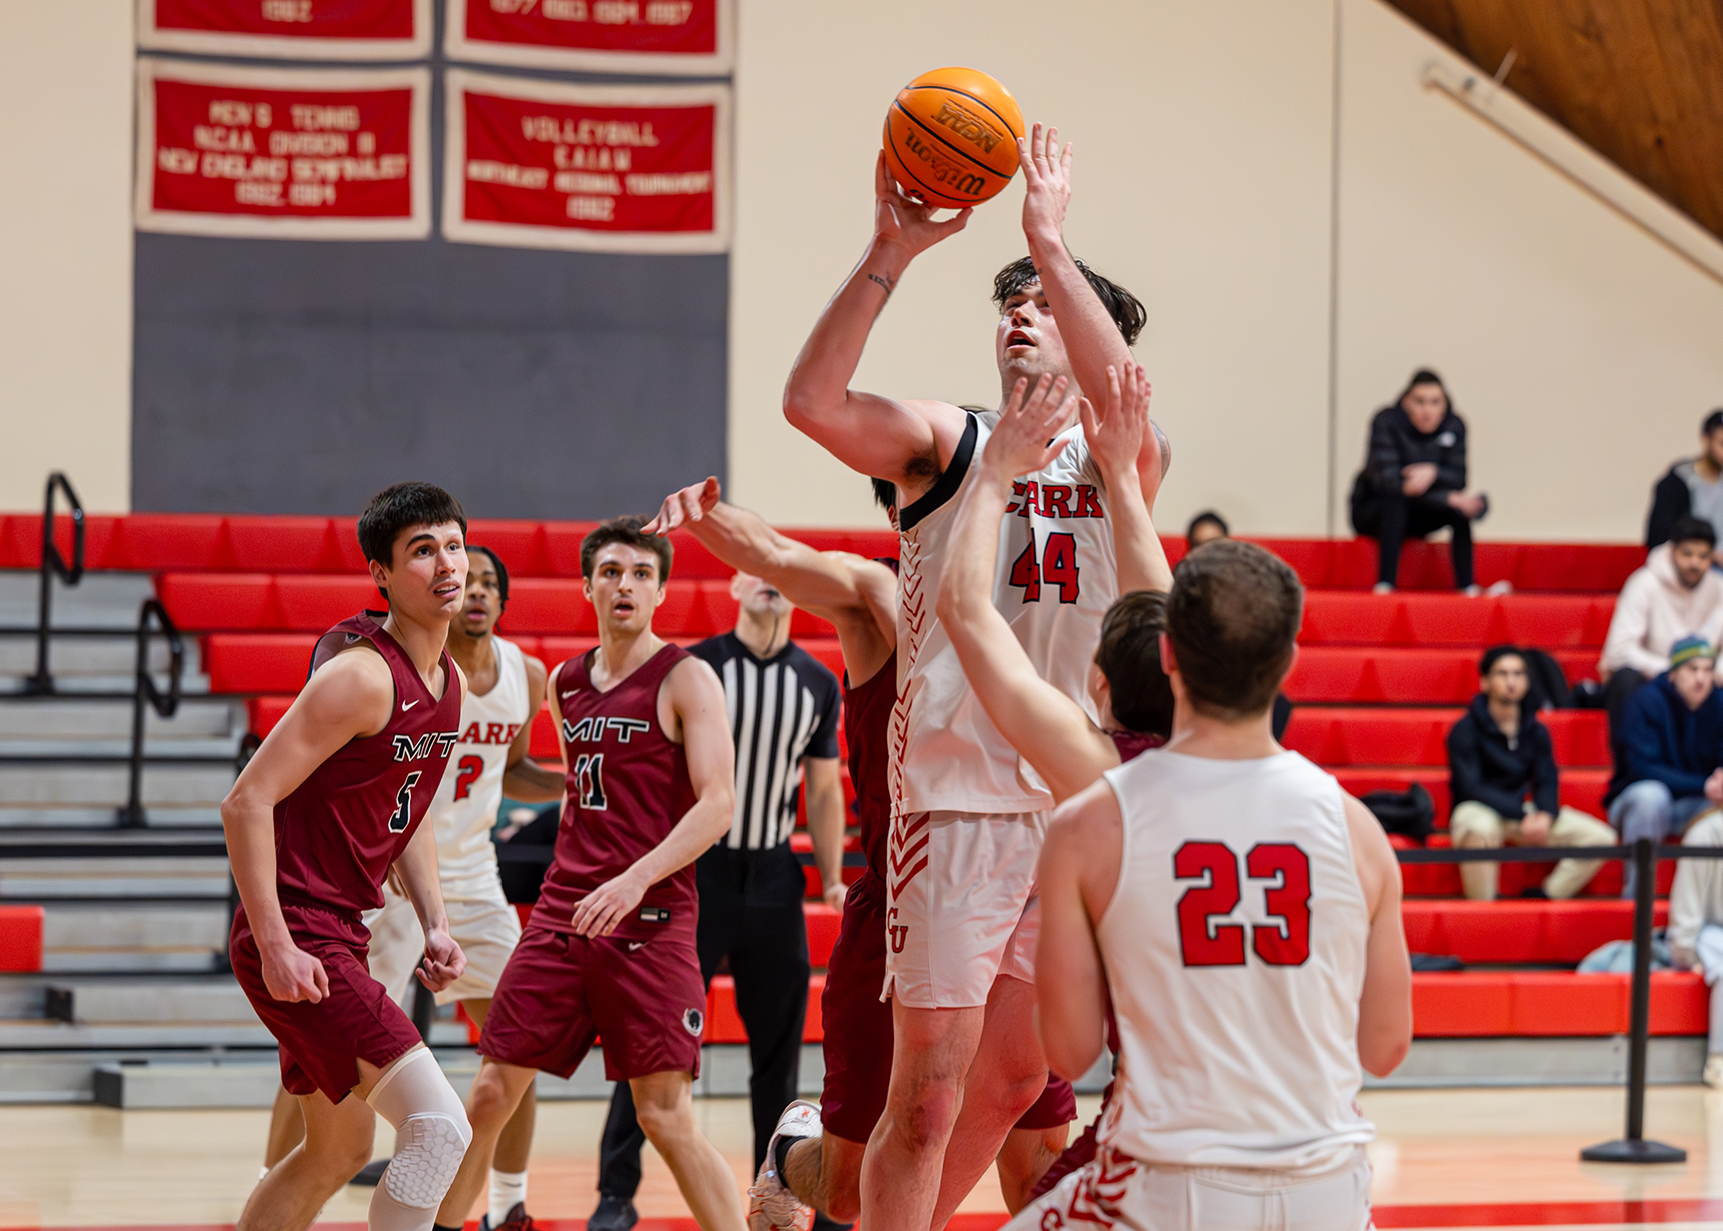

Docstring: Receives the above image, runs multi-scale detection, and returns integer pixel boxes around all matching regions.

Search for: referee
[590,570,846,1231]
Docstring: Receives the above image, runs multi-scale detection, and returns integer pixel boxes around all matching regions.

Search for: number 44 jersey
[1098,748,1375,1175]
[893,409,1118,816]
[533,644,699,942]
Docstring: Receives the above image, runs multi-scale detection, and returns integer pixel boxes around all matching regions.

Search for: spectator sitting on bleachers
[1665,808,1723,1087]
[1348,369,1489,595]
[1448,646,1613,901]
[1186,510,1228,550]
[1647,409,1723,554]
[1599,515,1723,766]
[1609,636,1723,898]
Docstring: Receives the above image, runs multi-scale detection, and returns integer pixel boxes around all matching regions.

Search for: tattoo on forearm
[868,272,896,296]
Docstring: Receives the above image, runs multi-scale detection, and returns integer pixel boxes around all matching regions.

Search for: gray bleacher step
[0,1019,274,1048]
[1363,1035,1706,1087]
[46,978,256,1024]
[0,637,204,680]
[41,902,226,973]
[0,572,161,627]
[0,674,211,695]
[0,697,241,740]
[0,737,240,758]
[0,855,230,899]
[0,806,222,828]
[0,763,235,806]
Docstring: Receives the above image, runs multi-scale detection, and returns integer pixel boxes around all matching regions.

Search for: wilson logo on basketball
[900,131,986,197]
[930,100,1004,153]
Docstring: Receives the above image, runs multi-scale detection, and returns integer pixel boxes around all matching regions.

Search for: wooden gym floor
[5,1086,1723,1228]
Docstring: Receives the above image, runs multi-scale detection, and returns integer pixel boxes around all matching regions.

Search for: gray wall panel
[132,234,727,520]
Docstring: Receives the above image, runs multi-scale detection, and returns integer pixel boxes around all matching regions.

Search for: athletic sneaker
[479,1204,537,1231]
[748,1100,820,1231]
[588,1194,639,1231]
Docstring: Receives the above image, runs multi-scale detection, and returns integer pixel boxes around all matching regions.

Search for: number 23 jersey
[1098,748,1374,1174]
[893,409,1118,816]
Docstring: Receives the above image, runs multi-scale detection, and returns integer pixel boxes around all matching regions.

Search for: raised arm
[1344,794,1412,1077]
[936,374,1123,803]
[646,477,898,687]
[220,648,395,1003]
[782,154,972,492]
[569,656,736,938]
[1035,777,1124,1080]
[1081,362,1171,595]
[1018,125,1163,501]
[501,653,565,803]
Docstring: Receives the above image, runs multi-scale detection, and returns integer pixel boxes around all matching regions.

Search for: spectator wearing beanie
[1647,409,1723,553]
[1599,515,1723,767]
[1609,635,1723,898]
[1448,646,1614,901]
[1349,369,1489,594]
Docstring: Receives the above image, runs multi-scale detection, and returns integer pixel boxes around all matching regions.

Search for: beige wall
[729,0,1723,540]
[0,1,135,514]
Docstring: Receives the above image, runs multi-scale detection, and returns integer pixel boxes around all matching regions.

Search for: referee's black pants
[598,840,811,1196]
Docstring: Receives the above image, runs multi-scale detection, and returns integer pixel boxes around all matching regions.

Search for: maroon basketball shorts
[479,924,706,1082]
[230,902,421,1104]
[1016,1074,1077,1131]
[1031,1079,1114,1201]
[819,870,894,1142]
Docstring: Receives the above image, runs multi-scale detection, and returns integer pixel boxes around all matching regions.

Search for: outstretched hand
[981,374,1078,480]
[874,152,972,258]
[1082,363,1164,510]
[644,476,722,537]
[1019,122,1073,242]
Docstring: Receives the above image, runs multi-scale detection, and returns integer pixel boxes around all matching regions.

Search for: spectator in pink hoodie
[1601,515,1723,773]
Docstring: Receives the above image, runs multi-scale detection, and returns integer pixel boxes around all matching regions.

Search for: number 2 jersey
[533,644,698,941]
[272,613,462,917]
[892,409,1118,816]
[1097,748,1374,1174]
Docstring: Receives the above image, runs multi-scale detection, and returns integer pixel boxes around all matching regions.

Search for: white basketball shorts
[883,809,1048,1010]
[364,886,523,1008]
[1004,1145,1374,1231]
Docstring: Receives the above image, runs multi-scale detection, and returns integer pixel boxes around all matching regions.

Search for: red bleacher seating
[1298,593,1612,648]
[0,905,44,973]
[1410,971,1705,1037]
[1285,648,1596,705]
[1283,708,1610,767]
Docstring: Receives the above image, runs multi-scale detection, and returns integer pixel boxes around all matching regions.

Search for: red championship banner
[137,0,432,60]
[136,59,431,240]
[443,70,729,253]
[446,0,731,75]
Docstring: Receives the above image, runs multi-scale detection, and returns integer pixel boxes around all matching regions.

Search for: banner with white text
[443,70,728,253]
[445,0,730,75]
[137,0,432,60]
[135,59,431,240]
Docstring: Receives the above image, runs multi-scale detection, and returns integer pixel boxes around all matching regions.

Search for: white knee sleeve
[366,1047,472,1212]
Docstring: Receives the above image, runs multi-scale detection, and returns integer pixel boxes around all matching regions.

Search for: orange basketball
[883,67,1025,210]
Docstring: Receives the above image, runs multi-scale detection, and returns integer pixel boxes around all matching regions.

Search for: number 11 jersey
[1098,748,1374,1175]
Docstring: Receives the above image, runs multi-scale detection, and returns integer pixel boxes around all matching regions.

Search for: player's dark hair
[468,545,509,606]
[1185,510,1229,549]
[1702,408,1723,436]
[1397,368,1450,412]
[1167,540,1303,720]
[357,482,466,567]
[992,255,1146,347]
[1670,514,1718,550]
[871,477,897,512]
[1095,590,1174,738]
[1479,644,1525,678]
[581,516,673,586]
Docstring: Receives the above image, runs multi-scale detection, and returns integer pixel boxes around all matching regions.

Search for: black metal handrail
[25,472,86,695]
[116,599,184,828]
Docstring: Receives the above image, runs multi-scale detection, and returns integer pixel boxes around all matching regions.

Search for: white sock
[490,1169,528,1223]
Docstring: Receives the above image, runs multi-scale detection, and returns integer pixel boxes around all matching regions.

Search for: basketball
[883,67,1025,210]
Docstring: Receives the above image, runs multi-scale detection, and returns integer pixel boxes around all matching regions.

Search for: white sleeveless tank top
[424,636,534,902]
[1097,749,1375,1174]
[891,410,1119,816]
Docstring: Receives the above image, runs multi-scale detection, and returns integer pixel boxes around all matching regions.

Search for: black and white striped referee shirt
[691,632,842,851]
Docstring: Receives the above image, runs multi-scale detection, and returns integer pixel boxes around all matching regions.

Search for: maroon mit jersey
[844,649,895,880]
[533,644,697,939]
[273,613,461,916]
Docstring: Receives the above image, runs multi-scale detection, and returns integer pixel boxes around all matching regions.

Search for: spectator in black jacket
[1646,409,1723,554]
[1350,369,1489,594]
[1448,646,1614,900]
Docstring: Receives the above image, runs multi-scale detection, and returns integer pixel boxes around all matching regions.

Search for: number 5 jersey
[1097,748,1375,1174]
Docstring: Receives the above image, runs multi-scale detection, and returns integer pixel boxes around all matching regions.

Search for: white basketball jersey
[1097,749,1375,1174]
[892,409,1118,815]
[424,636,534,902]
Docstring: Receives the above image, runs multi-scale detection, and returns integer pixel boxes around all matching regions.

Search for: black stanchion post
[1581,837,1686,1164]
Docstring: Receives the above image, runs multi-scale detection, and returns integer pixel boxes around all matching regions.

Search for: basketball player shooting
[222,482,474,1231]
[782,124,1162,1231]
[431,519,744,1231]
[1010,542,1413,1231]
